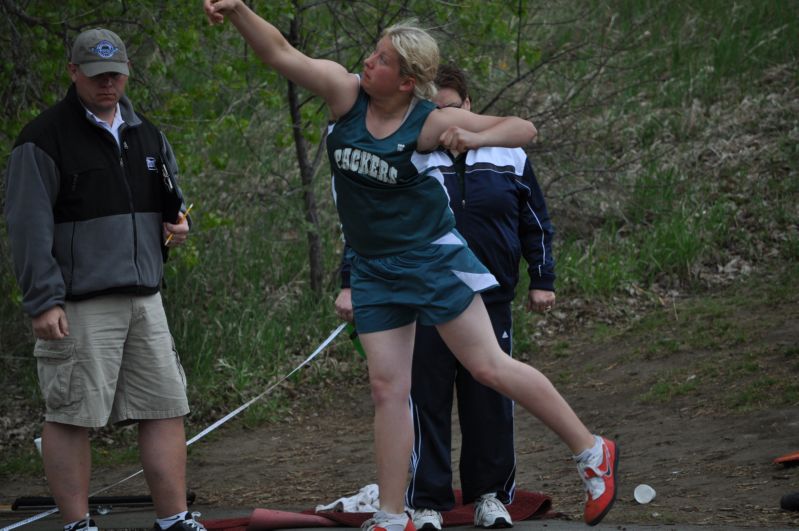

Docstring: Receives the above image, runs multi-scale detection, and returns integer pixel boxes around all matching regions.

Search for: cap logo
[90,40,120,59]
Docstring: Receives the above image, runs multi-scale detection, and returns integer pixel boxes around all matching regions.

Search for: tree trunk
[287,15,324,293]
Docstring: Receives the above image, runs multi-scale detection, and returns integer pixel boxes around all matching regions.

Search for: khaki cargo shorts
[33,293,190,427]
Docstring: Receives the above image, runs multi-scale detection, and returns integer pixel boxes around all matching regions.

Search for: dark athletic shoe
[65,519,98,531]
[153,514,206,530]
[781,491,799,511]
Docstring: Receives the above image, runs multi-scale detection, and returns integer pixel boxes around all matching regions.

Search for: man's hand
[335,288,354,323]
[526,289,556,313]
[32,306,69,340]
[163,215,190,247]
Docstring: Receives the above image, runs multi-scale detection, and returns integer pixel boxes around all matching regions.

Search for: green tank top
[327,89,455,257]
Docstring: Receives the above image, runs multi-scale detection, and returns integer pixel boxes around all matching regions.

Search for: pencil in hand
[164,203,193,246]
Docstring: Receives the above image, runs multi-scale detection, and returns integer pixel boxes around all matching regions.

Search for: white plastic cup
[33,436,42,455]
[634,484,656,504]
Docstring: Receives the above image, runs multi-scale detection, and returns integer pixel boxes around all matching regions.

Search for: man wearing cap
[4,28,204,531]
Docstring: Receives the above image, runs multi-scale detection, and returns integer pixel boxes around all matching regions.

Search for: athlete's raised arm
[203,0,358,118]
[418,107,537,153]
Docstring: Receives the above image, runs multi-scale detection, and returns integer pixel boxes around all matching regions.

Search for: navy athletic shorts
[350,230,498,333]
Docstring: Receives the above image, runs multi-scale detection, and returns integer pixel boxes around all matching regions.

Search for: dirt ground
[2,272,798,529]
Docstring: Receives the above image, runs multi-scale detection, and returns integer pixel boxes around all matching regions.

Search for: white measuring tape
[1,323,347,531]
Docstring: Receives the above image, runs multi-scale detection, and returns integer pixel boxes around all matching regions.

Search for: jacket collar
[65,83,142,129]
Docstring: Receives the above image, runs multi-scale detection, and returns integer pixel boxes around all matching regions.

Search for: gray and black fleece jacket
[4,84,185,317]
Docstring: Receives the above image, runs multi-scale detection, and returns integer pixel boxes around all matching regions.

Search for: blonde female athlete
[203,1,618,528]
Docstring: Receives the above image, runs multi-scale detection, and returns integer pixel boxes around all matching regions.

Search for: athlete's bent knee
[468,361,502,389]
[369,377,410,407]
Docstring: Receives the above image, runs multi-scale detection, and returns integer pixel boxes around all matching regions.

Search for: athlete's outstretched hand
[204,0,241,24]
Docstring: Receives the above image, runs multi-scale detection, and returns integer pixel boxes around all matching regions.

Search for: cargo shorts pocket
[34,339,81,411]
[171,335,187,391]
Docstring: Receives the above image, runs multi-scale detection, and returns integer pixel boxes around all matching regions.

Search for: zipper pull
[161,162,174,192]
[123,141,129,150]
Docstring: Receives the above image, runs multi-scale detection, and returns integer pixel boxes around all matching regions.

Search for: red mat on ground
[774,451,799,465]
[202,490,553,531]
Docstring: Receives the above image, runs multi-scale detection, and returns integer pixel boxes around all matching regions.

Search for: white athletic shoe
[474,493,513,528]
[412,508,443,531]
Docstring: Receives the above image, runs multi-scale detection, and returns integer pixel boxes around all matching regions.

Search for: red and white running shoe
[577,436,619,526]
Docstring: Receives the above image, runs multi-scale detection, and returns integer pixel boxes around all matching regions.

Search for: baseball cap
[71,28,130,77]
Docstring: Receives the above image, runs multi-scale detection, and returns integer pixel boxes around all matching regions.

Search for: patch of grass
[614,0,799,106]
[764,263,799,301]
[632,310,672,333]
[625,168,683,226]
[716,349,799,411]
[550,0,796,301]
[639,341,680,361]
[618,349,644,364]
[688,323,734,351]
[684,298,734,320]
[0,431,140,478]
[553,370,574,386]
[694,359,723,380]
[159,212,350,420]
[642,372,699,402]
[240,398,289,428]
[591,323,617,342]
[784,384,799,405]
[91,444,140,468]
[728,376,779,412]
[783,345,799,359]
[557,162,744,298]
[557,231,637,297]
[621,299,751,359]
[731,355,761,375]
[640,346,799,411]
[626,262,798,410]
[0,447,43,477]
[634,212,699,284]
[550,341,572,359]
[510,303,538,357]
[641,296,749,352]
[784,234,799,263]
[652,337,682,354]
